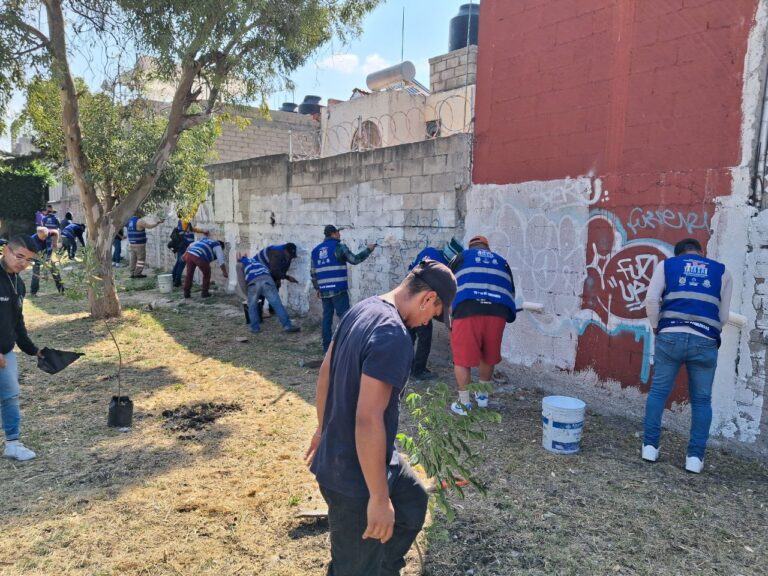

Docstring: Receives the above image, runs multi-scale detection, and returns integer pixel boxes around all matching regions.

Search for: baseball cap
[468,235,489,248]
[411,258,457,324]
[324,224,339,237]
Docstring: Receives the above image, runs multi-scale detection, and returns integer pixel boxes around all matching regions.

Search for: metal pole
[463,0,474,131]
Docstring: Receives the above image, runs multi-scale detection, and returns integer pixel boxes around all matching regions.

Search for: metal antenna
[401,6,405,62]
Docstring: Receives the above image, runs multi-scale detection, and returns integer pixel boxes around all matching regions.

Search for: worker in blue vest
[449,235,516,415]
[642,238,732,474]
[252,243,299,320]
[237,252,300,334]
[170,212,206,288]
[126,212,164,278]
[407,238,464,380]
[60,222,86,260]
[183,236,228,298]
[41,205,60,231]
[311,225,377,352]
[29,227,64,296]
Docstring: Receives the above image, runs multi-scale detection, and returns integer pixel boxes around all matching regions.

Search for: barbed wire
[289,93,473,161]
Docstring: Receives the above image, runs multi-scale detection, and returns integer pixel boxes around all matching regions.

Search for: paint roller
[516,301,545,313]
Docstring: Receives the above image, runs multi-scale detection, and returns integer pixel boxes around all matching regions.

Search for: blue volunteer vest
[30,233,51,254]
[42,214,60,230]
[312,239,347,295]
[62,223,83,239]
[186,238,219,262]
[452,248,516,317]
[658,254,724,342]
[256,244,284,267]
[241,257,270,284]
[408,247,447,270]
[177,220,195,244]
[127,217,146,245]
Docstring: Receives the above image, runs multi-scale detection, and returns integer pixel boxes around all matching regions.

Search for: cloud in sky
[361,54,389,75]
[317,53,360,75]
[316,53,390,77]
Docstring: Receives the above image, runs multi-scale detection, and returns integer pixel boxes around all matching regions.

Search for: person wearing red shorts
[449,235,516,415]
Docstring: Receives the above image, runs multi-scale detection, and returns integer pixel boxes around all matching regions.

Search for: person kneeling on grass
[1,235,48,461]
[306,259,456,576]
[183,237,228,299]
[237,252,299,334]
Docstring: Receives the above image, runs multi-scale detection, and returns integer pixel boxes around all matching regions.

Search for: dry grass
[1,279,766,575]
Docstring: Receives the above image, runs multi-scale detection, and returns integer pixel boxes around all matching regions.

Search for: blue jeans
[112,238,122,264]
[247,277,293,333]
[321,292,350,352]
[172,250,187,286]
[643,332,719,459]
[319,460,428,576]
[0,352,21,441]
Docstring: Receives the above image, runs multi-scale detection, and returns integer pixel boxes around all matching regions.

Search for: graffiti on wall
[467,179,714,386]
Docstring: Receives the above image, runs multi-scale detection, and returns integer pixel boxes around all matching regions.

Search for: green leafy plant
[397,382,501,520]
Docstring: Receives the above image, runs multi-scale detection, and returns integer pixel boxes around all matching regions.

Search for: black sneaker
[412,369,437,381]
[284,326,301,333]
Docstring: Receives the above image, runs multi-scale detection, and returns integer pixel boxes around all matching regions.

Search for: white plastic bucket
[157,273,173,294]
[541,395,586,454]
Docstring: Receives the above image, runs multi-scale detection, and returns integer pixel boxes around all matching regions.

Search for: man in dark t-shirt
[306,259,457,576]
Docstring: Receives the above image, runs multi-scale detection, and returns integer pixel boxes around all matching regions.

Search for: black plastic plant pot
[107,395,133,427]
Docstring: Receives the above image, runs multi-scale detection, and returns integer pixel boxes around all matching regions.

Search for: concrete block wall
[429,46,478,93]
[166,134,472,317]
[213,109,320,164]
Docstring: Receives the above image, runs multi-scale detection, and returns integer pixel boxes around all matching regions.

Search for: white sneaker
[4,441,37,461]
[450,401,472,416]
[474,392,489,408]
[685,456,704,474]
[641,444,659,462]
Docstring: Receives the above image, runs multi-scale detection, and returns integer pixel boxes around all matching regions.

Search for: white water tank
[366,61,417,91]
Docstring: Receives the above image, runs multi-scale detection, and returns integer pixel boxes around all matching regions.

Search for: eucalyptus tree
[1,0,379,317]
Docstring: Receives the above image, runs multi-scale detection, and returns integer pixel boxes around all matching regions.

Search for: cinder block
[410,175,432,194]
[423,155,448,175]
[390,177,411,195]
[431,173,456,192]
[400,158,424,177]
[401,193,422,210]
[421,192,443,210]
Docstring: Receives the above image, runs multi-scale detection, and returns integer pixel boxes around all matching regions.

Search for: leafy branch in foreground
[397,382,501,521]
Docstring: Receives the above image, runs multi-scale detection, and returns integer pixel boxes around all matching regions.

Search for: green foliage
[14,77,219,211]
[397,382,501,521]
[0,158,54,234]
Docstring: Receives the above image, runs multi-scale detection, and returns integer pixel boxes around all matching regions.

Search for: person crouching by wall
[183,237,228,299]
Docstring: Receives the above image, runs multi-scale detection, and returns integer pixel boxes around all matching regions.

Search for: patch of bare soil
[162,402,242,435]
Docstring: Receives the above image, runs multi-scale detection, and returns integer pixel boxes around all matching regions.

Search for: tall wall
[472,0,768,451]
[147,135,471,313]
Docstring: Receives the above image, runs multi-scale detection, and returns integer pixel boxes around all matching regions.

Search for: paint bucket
[157,273,173,293]
[541,396,586,454]
[107,395,133,427]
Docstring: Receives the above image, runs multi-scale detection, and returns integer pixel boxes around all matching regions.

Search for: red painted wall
[473,0,757,391]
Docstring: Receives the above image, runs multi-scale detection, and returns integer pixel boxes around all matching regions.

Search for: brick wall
[429,46,478,93]
[469,0,767,452]
[144,135,472,317]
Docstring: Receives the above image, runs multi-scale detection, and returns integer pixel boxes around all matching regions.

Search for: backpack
[167,227,186,253]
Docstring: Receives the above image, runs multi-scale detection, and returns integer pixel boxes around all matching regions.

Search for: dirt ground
[1,275,766,575]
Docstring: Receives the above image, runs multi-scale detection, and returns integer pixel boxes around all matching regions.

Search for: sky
[1,0,472,151]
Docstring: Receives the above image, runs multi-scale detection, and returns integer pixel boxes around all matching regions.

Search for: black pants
[410,321,433,375]
[319,460,428,576]
[31,257,63,295]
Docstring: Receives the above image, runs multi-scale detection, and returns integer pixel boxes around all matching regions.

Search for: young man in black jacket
[0,235,46,461]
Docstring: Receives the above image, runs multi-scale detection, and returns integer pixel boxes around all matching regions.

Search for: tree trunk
[87,218,122,319]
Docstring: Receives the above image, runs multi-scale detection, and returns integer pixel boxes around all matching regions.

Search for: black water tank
[449,3,480,52]
[280,102,297,113]
[298,95,321,115]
